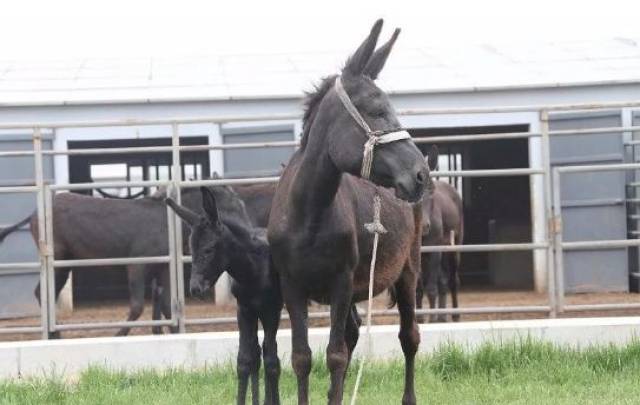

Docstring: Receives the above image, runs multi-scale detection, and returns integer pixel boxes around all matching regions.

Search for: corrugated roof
[1,38,640,106]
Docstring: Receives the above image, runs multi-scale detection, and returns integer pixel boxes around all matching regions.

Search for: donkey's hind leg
[150,277,164,334]
[448,251,461,322]
[436,253,450,323]
[345,304,361,364]
[395,263,421,405]
[342,304,361,387]
[116,265,145,336]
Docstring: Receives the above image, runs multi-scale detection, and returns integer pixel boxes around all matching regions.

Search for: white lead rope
[334,75,411,404]
[350,195,386,405]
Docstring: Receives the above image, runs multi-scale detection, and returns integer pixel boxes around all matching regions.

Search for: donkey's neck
[223,230,262,287]
[291,123,342,225]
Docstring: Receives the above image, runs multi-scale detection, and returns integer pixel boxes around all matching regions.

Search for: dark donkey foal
[166,187,282,405]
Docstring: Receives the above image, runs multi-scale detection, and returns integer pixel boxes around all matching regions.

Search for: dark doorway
[69,137,210,198]
[67,136,210,302]
[411,125,532,289]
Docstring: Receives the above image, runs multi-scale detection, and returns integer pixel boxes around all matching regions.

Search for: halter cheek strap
[334,76,411,180]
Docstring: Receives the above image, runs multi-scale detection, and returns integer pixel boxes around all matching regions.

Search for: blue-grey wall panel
[550,111,628,293]
[562,205,626,242]
[222,126,295,178]
[564,250,629,292]
[0,135,52,319]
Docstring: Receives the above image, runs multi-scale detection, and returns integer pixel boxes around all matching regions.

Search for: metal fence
[2,99,640,339]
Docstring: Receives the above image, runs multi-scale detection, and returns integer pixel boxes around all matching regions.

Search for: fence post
[166,187,179,332]
[33,127,51,339]
[44,186,57,336]
[171,123,186,333]
[540,109,558,318]
[552,168,565,314]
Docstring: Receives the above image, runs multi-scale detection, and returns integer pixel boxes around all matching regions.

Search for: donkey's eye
[370,109,386,118]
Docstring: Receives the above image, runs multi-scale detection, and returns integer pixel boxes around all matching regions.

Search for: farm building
[2,37,640,319]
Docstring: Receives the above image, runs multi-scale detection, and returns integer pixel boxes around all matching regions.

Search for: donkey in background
[0,185,252,338]
[416,151,464,322]
[167,187,282,405]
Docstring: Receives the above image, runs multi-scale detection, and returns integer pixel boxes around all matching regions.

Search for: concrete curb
[1,316,639,380]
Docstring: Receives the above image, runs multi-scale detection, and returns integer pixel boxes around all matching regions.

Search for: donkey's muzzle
[189,276,211,300]
[395,166,427,203]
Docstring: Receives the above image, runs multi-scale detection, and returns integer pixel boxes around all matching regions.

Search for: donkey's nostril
[190,286,202,298]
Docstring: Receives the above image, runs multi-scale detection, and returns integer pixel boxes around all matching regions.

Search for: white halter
[334,76,411,180]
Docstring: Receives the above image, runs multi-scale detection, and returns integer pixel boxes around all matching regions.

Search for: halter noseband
[334,76,411,180]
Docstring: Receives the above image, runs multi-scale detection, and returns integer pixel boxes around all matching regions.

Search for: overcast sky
[1,0,639,61]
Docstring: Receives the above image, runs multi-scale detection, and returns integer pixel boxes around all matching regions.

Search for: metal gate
[2,102,640,339]
[0,133,53,319]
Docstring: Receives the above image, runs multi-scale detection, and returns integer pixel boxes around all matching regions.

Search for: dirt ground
[1,289,639,342]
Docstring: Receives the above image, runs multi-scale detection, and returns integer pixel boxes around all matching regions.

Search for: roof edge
[2,78,640,108]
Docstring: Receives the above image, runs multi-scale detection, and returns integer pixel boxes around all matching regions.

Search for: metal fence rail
[1,99,640,338]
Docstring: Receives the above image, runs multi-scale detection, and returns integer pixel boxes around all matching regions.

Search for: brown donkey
[268,20,434,405]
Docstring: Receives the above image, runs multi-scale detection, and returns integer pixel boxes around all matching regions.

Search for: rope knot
[364,194,387,235]
[360,136,379,180]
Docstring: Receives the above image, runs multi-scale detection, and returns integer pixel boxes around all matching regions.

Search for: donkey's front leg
[281,275,311,405]
[326,272,353,405]
[237,306,261,405]
[425,252,443,323]
[395,265,421,405]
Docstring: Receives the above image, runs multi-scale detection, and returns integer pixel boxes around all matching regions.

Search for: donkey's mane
[300,74,338,149]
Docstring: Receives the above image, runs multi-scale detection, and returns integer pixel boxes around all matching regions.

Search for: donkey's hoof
[48,331,61,340]
[402,394,417,405]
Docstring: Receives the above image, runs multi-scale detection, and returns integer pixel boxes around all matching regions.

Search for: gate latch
[549,216,562,235]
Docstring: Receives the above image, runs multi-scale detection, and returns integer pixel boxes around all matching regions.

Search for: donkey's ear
[344,19,384,76]
[165,197,200,228]
[427,145,439,171]
[363,28,400,80]
[200,187,220,225]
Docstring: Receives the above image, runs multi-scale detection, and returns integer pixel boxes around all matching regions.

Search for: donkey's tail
[0,214,32,243]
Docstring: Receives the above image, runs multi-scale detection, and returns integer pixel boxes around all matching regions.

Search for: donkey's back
[36,192,169,260]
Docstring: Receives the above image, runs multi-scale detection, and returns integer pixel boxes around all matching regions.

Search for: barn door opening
[67,136,210,302]
[411,124,532,290]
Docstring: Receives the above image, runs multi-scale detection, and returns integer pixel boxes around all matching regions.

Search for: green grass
[3,339,640,404]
